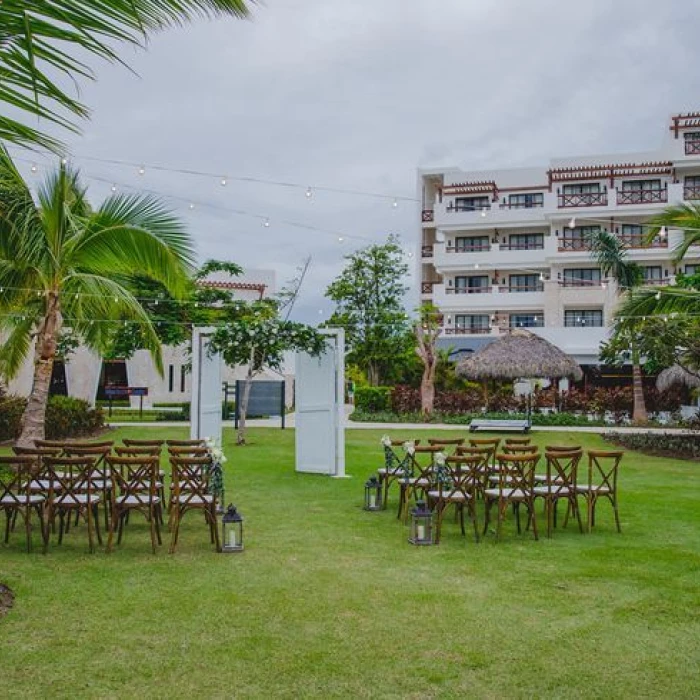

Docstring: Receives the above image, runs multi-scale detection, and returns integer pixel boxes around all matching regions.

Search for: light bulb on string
[61,158,68,166]
[568,217,576,229]
[392,198,398,209]
[220,177,227,187]
[305,187,313,199]
[188,203,195,210]
[263,218,270,228]
[30,164,38,174]
[111,185,117,193]
[659,226,667,238]
[138,166,146,176]
[481,207,488,218]
[338,236,344,243]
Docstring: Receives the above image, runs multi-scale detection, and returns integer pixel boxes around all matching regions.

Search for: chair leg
[25,507,32,553]
[529,500,539,541]
[169,508,180,554]
[613,495,622,533]
[149,506,158,554]
[468,500,480,543]
[587,494,593,533]
[483,498,492,536]
[546,498,553,539]
[211,507,221,552]
[58,511,65,544]
[86,506,95,554]
[94,504,102,546]
[106,507,117,553]
[4,510,10,544]
[435,501,444,544]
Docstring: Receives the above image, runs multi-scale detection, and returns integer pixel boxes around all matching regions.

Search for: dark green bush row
[349,409,606,427]
[604,432,700,460]
[354,386,392,412]
[0,395,104,441]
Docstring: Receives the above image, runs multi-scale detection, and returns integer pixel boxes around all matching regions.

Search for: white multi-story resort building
[418,111,700,373]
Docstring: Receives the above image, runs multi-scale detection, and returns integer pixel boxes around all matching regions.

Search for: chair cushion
[117,495,161,506]
[1,494,45,505]
[28,479,62,491]
[175,494,214,505]
[427,490,470,501]
[377,467,404,475]
[55,493,101,505]
[484,488,529,499]
[533,485,571,495]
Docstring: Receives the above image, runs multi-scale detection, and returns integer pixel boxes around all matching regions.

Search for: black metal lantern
[221,504,244,553]
[409,500,434,546]
[364,476,383,511]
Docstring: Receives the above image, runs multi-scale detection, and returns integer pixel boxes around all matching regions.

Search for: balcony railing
[499,242,544,251]
[421,281,439,294]
[685,140,700,155]
[501,284,545,293]
[617,187,668,205]
[422,209,434,222]
[446,203,491,213]
[558,238,591,252]
[508,321,544,329]
[641,277,670,286]
[444,327,491,335]
[446,286,492,294]
[557,191,608,208]
[498,201,544,209]
[618,235,667,249]
[421,245,434,258]
[684,185,700,200]
[446,244,490,253]
[559,279,603,288]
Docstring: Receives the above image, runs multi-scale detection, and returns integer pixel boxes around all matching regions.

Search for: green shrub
[0,395,104,441]
[604,431,700,460]
[354,386,392,413]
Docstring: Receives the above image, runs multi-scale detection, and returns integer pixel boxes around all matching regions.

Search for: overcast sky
[15,0,700,321]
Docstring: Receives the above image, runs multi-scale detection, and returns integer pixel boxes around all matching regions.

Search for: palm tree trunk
[17,294,62,447]
[631,362,648,425]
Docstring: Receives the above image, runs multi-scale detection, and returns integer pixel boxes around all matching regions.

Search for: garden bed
[604,431,700,460]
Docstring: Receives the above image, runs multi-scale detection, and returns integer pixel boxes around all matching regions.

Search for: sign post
[105,386,148,419]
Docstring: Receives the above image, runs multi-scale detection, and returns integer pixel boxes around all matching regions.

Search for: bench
[469,419,531,433]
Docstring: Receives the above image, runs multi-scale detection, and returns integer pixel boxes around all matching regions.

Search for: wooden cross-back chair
[115,445,161,457]
[166,439,205,448]
[576,450,623,533]
[505,437,531,446]
[123,439,164,449]
[169,456,220,553]
[62,444,114,530]
[427,437,465,452]
[106,455,162,553]
[468,438,501,466]
[397,445,443,522]
[0,455,47,552]
[503,444,539,455]
[533,450,583,537]
[427,455,482,543]
[13,445,62,459]
[484,453,540,541]
[545,444,582,452]
[377,440,421,509]
[168,446,209,458]
[43,456,102,552]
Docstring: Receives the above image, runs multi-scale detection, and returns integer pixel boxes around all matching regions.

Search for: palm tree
[650,201,700,261]
[1,1,253,150]
[0,147,194,446]
[586,229,647,423]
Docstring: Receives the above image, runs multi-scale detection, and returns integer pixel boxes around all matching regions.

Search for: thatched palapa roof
[456,329,583,381]
[656,364,700,393]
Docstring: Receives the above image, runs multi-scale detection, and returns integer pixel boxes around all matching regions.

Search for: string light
[392,198,398,209]
[659,226,668,238]
[481,207,488,218]
[188,203,195,210]
[30,164,38,173]
[138,166,146,176]
[220,177,228,187]
[263,218,270,228]
[305,187,313,199]
[111,185,117,193]
[568,217,576,229]
[338,236,344,243]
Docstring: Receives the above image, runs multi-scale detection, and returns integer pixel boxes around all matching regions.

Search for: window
[562,268,601,286]
[685,175,700,199]
[455,314,490,330]
[508,274,541,292]
[507,233,544,250]
[643,266,663,281]
[168,364,175,393]
[454,235,489,252]
[685,175,700,187]
[454,275,489,292]
[562,183,601,194]
[453,196,490,212]
[564,310,604,327]
[621,179,663,191]
[508,193,544,208]
[560,225,599,250]
[620,224,646,246]
[509,314,543,328]
[685,265,698,275]
[180,366,187,393]
[684,131,700,141]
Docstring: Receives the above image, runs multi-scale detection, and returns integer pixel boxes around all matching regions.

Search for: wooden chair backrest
[427,438,465,447]
[545,444,582,452]
[585,450,623,492]
[168,446,209,457]
[62,444,112,475]
[469,438,501,451]
[166,439,205,447]
[493,453,539,494]
[170,456,211,506]
[505,437,531,445]
[107,455,159,505]
[35,439,71,449]
[406,445,443,482]
[544,450,583,494]
[123,439,164,448]
[457,444,497,467]
[115,445,161,457]
[12,445,62,460]
[0,456,38,507]
[389,439,421,447]
[436,455,484,499]
[503,444,539,455]
[43,456,98,499]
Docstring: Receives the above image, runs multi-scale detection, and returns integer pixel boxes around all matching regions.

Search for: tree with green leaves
[208,298,327,445]
[325,235,410,386]
[0,1,253,151]
[414,303,441,417]
[0,147,194,445]
[586,228,647,423]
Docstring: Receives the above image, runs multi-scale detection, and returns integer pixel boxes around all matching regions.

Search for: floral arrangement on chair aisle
[204,437,228,512]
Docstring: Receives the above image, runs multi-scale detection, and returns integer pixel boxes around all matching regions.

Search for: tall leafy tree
[0,147,194,445]
[586,228,647,423]
[325,235,410,386]
[208,298,327,445]
[0,0,253,150]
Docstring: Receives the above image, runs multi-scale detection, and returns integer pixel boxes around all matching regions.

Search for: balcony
[641,277,671,286]
[421,281,439,295]
[501,284,545,294]
[499,242,544,251]
[509,320,544,329]
[446,203,491,213]
[498,201,544,210]
[443,326,492,336]
[684,185,700,200]
[446,286,492,295]
[445,244,490,253]
[557,191,608,208]
[422,209,434,222]
[686,139,700,156]
[619,235,667,249]
[559,279,602,288]
[558,238,591,252]
[616,187,668,205]
[421,245,434,258]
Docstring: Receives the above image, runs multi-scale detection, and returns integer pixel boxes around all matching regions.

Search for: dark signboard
[105,386,149,397]
[232,380,286,429]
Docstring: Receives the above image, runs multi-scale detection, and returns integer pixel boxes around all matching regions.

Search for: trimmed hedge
[354,386,392,413]
[604,431,700,460]
[0,395,104,441]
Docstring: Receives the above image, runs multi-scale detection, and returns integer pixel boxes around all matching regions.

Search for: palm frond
[585,228,643,290]
[616,286,700,319]
[648,202,700,262]
[0,314,36,379]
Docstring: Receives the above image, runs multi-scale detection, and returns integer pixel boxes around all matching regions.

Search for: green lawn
[1,428,699,699]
